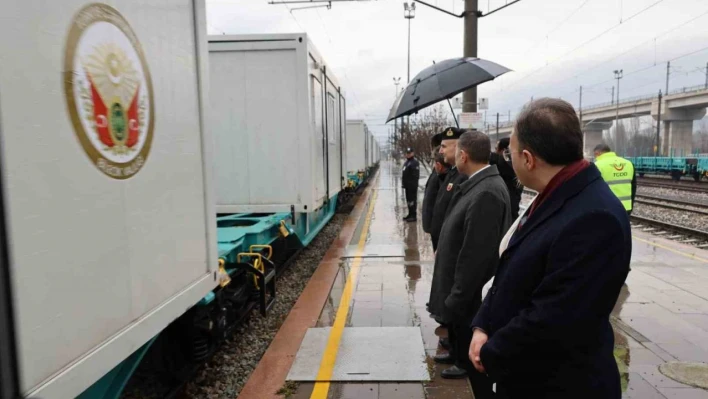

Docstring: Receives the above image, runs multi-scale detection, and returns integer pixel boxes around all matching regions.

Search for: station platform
[239,161,708,399]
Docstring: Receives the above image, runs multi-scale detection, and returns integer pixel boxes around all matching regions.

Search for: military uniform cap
[440,126,463,141]
[406,147,414,153]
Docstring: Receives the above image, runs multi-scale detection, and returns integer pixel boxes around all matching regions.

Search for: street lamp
[393,77,401,144]
[404,2,415,132]
[614,69,623,152]
[404,2,416,84]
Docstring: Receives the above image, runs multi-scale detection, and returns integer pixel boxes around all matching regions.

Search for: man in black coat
[428,131,511,398]
[427,127,468,359]
[401,148,420,222]
[490,137,523,220]
[422,152,449,250]
[469,98,632,399]
[428,127,467,250]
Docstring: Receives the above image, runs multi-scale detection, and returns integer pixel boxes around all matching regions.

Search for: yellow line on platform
[633,235,708,263]
[309,187,378,399]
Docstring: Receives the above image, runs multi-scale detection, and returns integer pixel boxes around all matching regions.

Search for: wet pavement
[289,161,473,399]
[612,231,708,398]
[274,160,708,399]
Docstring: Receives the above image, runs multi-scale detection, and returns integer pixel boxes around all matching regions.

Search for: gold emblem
[63,3,155,179]
[446,128,453,137]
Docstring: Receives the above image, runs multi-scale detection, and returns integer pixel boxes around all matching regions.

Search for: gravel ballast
[120,212,349,399]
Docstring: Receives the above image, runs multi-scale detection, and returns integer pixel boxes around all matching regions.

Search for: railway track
[630,215,708,248]
[635,194,708,215]
[638,180,708,194]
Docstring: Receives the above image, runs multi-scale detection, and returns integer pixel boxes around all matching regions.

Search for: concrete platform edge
[237,173,380,399]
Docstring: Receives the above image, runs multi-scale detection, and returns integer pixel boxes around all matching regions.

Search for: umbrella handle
[447,98,460,128]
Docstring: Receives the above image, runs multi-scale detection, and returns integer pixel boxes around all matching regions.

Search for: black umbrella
[386,57,512,125]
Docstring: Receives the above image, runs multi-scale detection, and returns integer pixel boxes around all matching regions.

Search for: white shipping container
[346,119,368,173]
[0,1,217,398]
[208,33,348,214]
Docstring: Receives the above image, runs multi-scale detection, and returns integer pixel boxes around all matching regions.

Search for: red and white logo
[64,4,154,179]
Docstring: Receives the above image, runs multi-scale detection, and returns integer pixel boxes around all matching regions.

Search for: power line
[558,8,708,92]
[517,0,591,59]
[284,3,365,115]
[503,0,666,92]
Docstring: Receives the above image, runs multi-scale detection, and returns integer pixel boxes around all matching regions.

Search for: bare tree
[395,104,454,172]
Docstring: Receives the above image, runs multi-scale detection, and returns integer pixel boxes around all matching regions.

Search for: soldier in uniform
[427,127,469,371]
[401,147,420,222]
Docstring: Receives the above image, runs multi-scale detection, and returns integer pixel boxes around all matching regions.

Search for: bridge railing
[581,93,658,112]
[581,84,708,112]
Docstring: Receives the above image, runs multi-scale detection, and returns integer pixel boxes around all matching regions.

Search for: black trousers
[404,184,417,217]
[431,234,439,251]
[450,319,495,399]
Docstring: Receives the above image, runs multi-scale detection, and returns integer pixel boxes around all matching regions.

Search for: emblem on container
[63,3,154,179]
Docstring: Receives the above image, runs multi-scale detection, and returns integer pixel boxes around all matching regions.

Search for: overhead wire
[502,0,666,92]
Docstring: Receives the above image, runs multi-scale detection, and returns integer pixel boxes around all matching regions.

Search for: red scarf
[527,159,591,218]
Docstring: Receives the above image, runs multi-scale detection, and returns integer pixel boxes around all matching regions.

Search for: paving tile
[327,382,379,399]
[656,387,708,399]
[354,290,382,303]
[629,347,668,366]
[643,343,680,363]
[680,314,708,333]
[379,383,426,399]
[424,382,474,399]
[349,307,382,327]
[629,365,690,389]
[657,342,708,363]
[357,282,383,292]
[624,317,690,344]
[624,372,668,398]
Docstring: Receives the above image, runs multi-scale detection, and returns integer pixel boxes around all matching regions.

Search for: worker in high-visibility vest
[593,144,636,215]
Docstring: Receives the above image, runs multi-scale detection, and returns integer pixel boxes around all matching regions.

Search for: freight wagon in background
[625,156,708,181]
[208,33,349,244]
[345,119,377,188]
[0,3,380,399]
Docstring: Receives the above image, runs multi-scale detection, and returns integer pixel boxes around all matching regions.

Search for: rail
[630,215,708,244]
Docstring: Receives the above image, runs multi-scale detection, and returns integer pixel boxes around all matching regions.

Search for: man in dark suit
[490,137,523,220]
[422,151,449,250]
[429,131,511,398]
[469,98,632,399]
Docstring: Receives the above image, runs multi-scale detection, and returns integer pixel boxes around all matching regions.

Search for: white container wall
[0,1,217,398]
[208,33,347,214]
[346,120,368,173]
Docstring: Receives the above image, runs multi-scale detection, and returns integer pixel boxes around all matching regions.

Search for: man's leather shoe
[441,365,467,379]
[404,216,417,222]
[439,337,451,350]
[433,353,454,364]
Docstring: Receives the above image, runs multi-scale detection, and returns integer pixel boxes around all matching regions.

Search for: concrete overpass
[483,85,708,158]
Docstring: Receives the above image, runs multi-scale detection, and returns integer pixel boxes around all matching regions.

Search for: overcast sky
[206,0,708,145]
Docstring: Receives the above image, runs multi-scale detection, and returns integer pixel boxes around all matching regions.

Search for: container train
[624,156,708,181]
[0,2,380,399]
